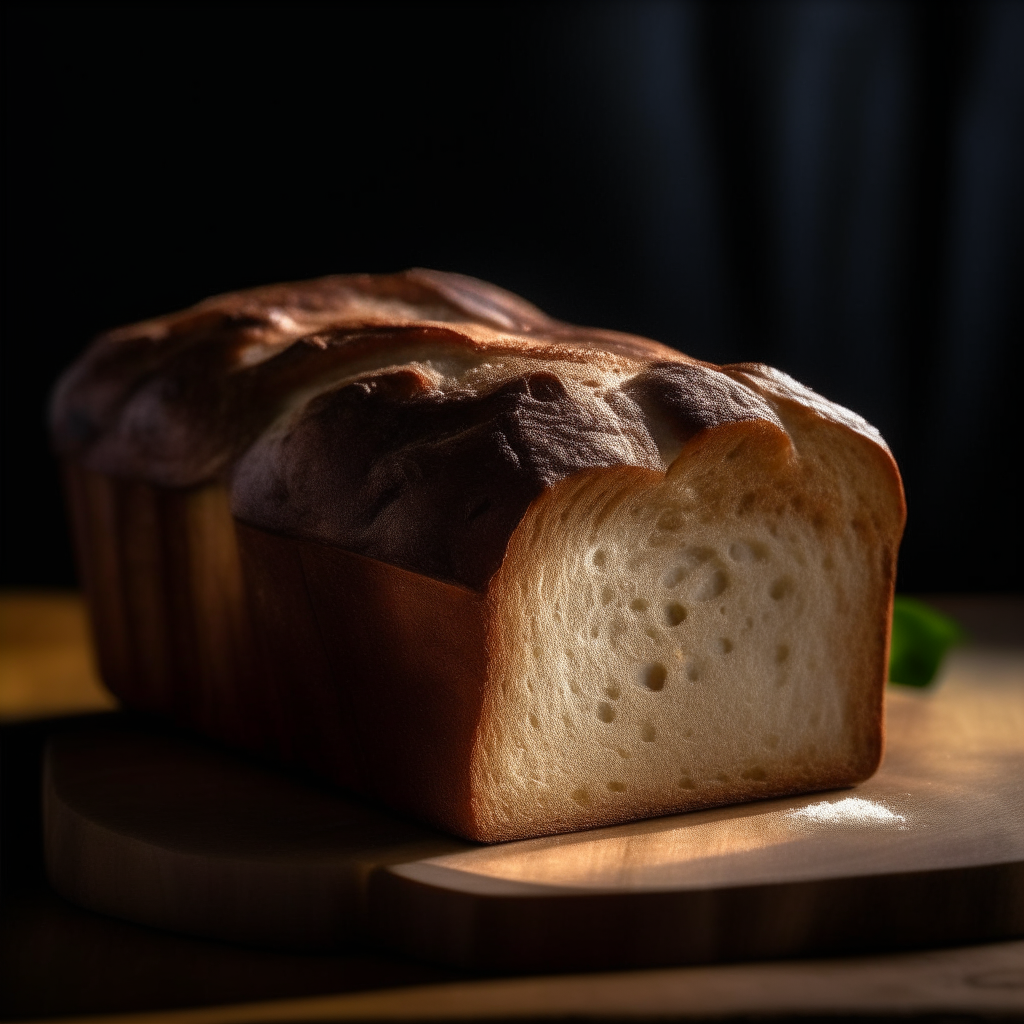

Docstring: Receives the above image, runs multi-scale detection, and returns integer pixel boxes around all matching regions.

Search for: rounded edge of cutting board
[41,654,1024,969]
[369,857,1024,972]
[364,658,1024,972]
[42,717,466,950]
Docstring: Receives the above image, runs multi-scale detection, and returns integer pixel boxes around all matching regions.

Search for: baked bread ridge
[49,269,686,490]
[52,270,905,843]
[229,352,782,591]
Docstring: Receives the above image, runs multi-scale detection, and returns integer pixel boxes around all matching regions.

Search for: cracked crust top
[51,269,899,591]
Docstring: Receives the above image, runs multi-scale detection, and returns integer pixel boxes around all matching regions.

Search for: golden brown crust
[50,270,683,489]
[53,271,787,591]
[228,359,784,591]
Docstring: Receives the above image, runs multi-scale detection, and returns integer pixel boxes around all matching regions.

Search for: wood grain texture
[43,648,1024,967]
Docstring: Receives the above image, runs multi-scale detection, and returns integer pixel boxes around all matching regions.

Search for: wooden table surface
[2,591,1023,1022]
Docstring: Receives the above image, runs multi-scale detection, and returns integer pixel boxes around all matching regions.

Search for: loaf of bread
[51,270,905,842]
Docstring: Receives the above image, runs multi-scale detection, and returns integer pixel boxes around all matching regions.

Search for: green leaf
[888,596,966,688]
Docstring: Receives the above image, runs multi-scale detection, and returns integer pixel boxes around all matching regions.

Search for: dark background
[2,1,1022,591]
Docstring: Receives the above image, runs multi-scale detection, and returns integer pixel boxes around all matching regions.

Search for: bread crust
[53,271,905,842]
[51,270,680,487]
[52,270,786,592]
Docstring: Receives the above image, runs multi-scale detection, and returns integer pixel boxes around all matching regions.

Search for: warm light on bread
[52,270,905,841]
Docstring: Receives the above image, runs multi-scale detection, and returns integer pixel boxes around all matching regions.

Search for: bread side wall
[235,526,490,837]
[62,463,491,836]
[62,464,261,746]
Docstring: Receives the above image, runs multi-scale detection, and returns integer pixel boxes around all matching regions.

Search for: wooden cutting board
[44,648,1024,970]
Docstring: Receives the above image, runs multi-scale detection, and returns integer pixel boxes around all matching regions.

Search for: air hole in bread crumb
[607,780,626,793]
[590,625,600,638]
[645,627,659,640]
[569,681,582,696]
[717,638,733,654]
[617,748,631,758]
[775,644,790,664]
[605,684,621,700]
[729,541,767,562]
[597,702,616,723]
[647,532,674,548]
[697,569,728,601]
[656,507,683,531]
[571,788,591,807]
[742,766,767,781]
[529,714,540,730]
[641,724,657,742]
[678,777,696,789]
[643,663,668,691]
[665,602,687,626]
[686,661,703,682]
[664,547,713,587]
[630,597,649,612]
[715,772,729,782]
[562,714,574,731]
[770,577,794,600]
[592,549,607,568]
[601,586,615,605]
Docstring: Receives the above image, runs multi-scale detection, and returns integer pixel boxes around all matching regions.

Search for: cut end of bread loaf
[473,414,896,841]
